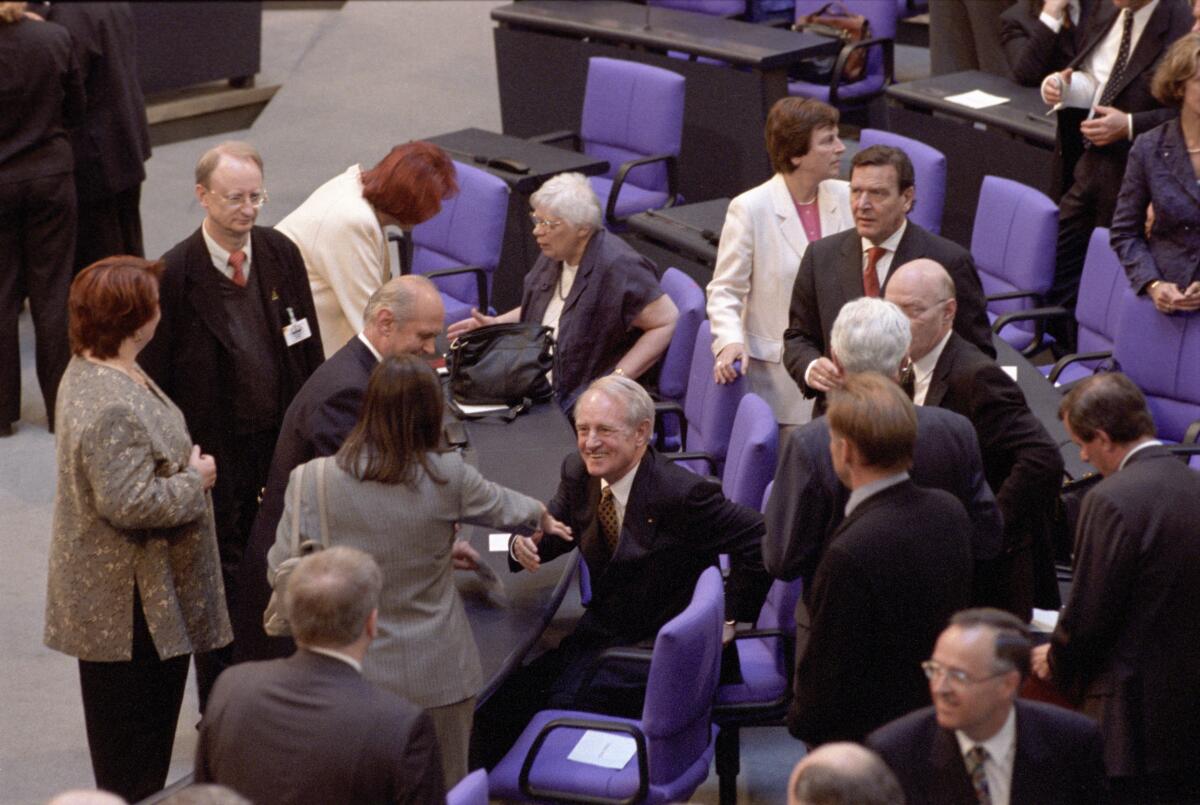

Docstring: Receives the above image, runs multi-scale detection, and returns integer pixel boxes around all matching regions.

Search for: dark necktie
[965,745,992,805]
[1098,9,1133,108]
[863,246,886,298]
[228,249,248,288]
[598,486,620,555]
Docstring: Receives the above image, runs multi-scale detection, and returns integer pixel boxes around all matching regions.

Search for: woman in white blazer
[269,355,569,788]
[707,98,854,425]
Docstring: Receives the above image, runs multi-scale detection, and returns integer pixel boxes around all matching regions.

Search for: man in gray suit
[195,546,445,804]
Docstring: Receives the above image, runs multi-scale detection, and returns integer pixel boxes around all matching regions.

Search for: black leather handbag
[446,323,554,415]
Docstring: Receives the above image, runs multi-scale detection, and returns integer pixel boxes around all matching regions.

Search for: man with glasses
[886,259,1064,623]
[868,608,1104,804]
[141,140,324,710]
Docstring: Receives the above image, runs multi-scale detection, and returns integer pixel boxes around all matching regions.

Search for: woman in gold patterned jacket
[44,256,231,802]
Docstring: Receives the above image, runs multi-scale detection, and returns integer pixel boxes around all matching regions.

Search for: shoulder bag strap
[290,462,306,556]
[316,456,331,547]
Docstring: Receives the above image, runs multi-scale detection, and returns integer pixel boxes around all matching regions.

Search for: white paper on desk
[1001,365,1018,382]
[453,401,509,415]
[1031,608,1061,634]
[567,730,638,770]
[944,89,1010,109]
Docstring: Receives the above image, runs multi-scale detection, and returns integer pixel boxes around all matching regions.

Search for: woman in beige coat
[44,257,231,802]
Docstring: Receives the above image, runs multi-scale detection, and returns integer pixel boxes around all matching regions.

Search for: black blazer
[782,221,994,400]
[514,448,771,644]
[195,649,445,804]
[233,335,377,663]
[789,480,974,745]
[1049,444,1200,779]
[763,405,1003,591]
[867,701,1106,804]
[999,0,1088,86]
[141,226,324,526]
[926,332,1064,613]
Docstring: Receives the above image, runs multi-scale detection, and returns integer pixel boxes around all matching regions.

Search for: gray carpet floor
[2,3,929,801]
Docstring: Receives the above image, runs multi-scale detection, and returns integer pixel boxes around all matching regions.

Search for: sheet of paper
[1001,365,1018,382]
[488,533,511,553]
[567,730,638,770]
[944,89,1009,110]
[454,401,510,415]
[1031,608,1061,633]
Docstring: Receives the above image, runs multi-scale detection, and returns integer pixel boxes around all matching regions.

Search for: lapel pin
[271,289,280,301]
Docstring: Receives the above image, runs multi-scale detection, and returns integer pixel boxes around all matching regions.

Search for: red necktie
[863,246,886,297]
[228,250,247,288]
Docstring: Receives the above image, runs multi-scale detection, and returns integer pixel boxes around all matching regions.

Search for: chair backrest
[648,0,747,14]
[970,176,1058,335]
[642,566,724,784]
[659,268,707,402]
[446,769,489,805]
[580,57,685,194]
[411,160,510,314]
[1113,294,1200,443]
[685,321,747,472]
[1075,227,1132,360]
[858,129,946,235]
[793,0,898,86]
[754,481,803,637]
[721,393,779,510]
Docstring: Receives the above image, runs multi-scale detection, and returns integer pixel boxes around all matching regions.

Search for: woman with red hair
[277,142,458,357]
[45,256,231,801]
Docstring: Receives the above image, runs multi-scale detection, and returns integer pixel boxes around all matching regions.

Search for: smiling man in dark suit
[782,144,993,412]
[868,608,1105,805]
[140,141,324,709]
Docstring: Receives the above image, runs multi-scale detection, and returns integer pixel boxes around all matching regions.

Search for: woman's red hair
[360,141,458,225]
[69,256,164,359]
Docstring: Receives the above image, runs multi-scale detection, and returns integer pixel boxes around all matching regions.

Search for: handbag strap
[315,457,330,547]
[290,462,306,556]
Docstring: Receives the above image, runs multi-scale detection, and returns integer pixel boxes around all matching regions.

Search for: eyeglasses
[530,214,565,231]
[921,660,1007,687]
[207,188,269,209]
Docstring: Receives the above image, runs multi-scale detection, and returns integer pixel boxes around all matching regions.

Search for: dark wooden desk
[491,0,839,203]
[423,127,610,311]
[626,198,730,286]
[886,70,1059,248]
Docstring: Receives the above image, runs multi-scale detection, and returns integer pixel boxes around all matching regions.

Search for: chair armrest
[828,36,895,107]
[1047,350,1113,384]
[654,400,688,449]
[606,153,679,228]
[576,646,655,694]
[662,450,719,475]
[420,264,489,313]
[1166,443,1200,460]
[989,305,1069,331]
[731,628,787,641]
[986,289,1042,303]
[519,717,650,804]
[1184,419,1200,445]
[386,230,414,276]
[529,129,580,150]
[988,300,1052,357]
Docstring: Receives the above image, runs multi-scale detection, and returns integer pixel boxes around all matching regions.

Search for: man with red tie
[141,141,324,710]
[782,145,992,413]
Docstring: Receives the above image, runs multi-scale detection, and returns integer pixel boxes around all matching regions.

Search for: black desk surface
[424,127,609,194]
[492,0,840,68]
[887,69,1058,146]
[628,198,729,265]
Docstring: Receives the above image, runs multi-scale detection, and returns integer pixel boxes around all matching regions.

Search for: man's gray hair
[581,375,655,429]
[285,546,382,648]
[195,141,264,187]
[791,743,905,805]
[830,297,911,376]
[531,172,603,230]
[362,274,438,325]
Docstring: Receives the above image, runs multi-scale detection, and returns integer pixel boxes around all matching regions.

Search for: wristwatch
[613,367,626,377]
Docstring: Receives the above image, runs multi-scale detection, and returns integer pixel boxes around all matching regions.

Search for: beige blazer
[269,452,542,708]
[276,165,391,358]
[707,174,853,424]
[44,357,232,661]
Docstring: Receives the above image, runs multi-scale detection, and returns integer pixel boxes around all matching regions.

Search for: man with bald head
[885,259,1064,621]
[233,275,446,663]
[788,743,904,805]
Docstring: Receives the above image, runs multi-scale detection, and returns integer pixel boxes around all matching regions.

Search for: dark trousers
[0,172,74,429]
[78,588,190,802]
[74,184,145,272]
[928,0,1014,77]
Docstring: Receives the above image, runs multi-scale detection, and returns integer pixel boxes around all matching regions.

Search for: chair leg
[715,725,740,805]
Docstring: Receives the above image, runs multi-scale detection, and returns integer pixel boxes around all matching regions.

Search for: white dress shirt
[540,261,580,336]
[1118,438,1163,470]
[844,470,909,517]
[356,331,382,361]
[1039,0,1081,32]
[202,218,253,281]
[912,329,953,406]
[306,645,363,673]
[599,461,639,533]
[956,706,1018,805]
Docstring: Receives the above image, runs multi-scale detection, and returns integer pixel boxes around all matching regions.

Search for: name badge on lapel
[282,306,312,347]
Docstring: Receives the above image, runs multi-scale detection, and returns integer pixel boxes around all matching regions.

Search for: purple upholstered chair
[858,129,946,235]
[657,268,707,451]
[405,160,509,325]
[970,176,1059,356]
[446,769,488,805]
[648,0,747,16]
[721,394,778,510]
[789,0,897,113]
[488,567,725,804]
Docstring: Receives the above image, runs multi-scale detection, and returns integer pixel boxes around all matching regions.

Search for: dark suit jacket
[782,222,994,400]
[141,226,324,546]
[789,480,974,744]
[764,405,1003,591]
[867,701,1106,804]
[1049,444,1200,778]
[195,649,445,804]
[233,335,377,663]
[1110,119,1200,292]
[513,448,771,644]
[926,333,1064,614]
[999,0,1087,86]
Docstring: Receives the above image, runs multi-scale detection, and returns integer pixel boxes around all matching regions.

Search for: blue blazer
[1110,118,1200,292]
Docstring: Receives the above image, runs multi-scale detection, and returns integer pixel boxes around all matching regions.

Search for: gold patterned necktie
[965,745,992,805]
[598,486,620,555]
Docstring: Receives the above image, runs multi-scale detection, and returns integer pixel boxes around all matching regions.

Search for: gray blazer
[45,357,232,661]
[269,452,542,708]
